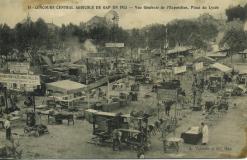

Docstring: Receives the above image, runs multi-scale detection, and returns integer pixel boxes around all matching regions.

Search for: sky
[0,0,246,29]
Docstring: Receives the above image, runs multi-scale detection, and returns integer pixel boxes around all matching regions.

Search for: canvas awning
[167,46,192,55]
[206,53,227,58]
[233,65,247,74]
[239,49,247,54]
[210,63,232,73]
[193,56,216,64]
[46,80,86,94]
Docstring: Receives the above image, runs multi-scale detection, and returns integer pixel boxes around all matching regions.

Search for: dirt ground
[0,72,247,159]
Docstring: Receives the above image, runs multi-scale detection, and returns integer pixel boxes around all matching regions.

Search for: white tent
[210,63,232,73]
[46,80,86,94]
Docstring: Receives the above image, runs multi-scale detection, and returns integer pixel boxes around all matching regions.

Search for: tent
[46,80,86,94]
[193,56,216,65]
[206,53,227,59]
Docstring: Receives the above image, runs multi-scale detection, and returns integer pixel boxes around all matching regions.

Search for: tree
[225,5,247,22]
[197,14,219,41]
[220,29,247,62]
[110,26,129,43]
[88,25,110,45]
[0,24,14,59]
[34,18,49,47]
[14,18,49,63]
[220,29,247,52]
[127,28,145,58]
[144,24,166,49]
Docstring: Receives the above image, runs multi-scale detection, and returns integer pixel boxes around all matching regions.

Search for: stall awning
[193,56,216,64]
[210,63,232,73]
[46,80,86,94]
[206,53,227,58]
[233,65,247,75]
[167,46,192,55]
[239,49,247,54]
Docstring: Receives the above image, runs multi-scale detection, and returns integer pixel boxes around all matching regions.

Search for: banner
[173,66,186,74]
[157,89,177,101]
[0,73,40,85]
[194,62,204,71]
[105,43,124,48]
[8,62,30,74]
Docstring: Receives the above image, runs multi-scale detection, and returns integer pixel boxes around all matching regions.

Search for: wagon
[117,129,150,151]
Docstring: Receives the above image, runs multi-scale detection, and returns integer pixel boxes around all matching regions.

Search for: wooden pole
[33,94,36,112]
[4,87,8,112]
[86,58,90,109]
[107,75,110,104]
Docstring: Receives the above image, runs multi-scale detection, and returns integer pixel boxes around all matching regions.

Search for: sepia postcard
[0,0,247,159]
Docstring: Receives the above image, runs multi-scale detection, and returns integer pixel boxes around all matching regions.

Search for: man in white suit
[201,122,209,145]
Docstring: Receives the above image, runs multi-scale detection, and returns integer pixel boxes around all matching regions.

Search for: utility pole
[33,94,36,112]
[107,75,110,104]
[4,87,8,113]
[86,58,90,108]
[99,59,102,76]
[164,26,168,62]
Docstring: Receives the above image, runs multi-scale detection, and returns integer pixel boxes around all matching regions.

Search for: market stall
[46,80,86,108]
[181,126,202,145]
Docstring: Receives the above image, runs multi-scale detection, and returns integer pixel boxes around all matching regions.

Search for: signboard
[173,66,186,74]
[194,62,203,71]
[105,43,124,48]
[157,89,177,101]
[8,62,30,74]
[0,73,40,85]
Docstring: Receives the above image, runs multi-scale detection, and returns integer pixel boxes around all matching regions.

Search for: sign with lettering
[157,89,177,101]
[0,73,40,85]
[105,43,124,48]
[173,66,186,74]
[8,62,30,74]
[194,62,204,71]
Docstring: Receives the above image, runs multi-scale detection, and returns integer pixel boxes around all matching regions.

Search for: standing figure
[4,116,11,140]
[165,102,171,116]
[112,129,121,151]
[201,122,209,145]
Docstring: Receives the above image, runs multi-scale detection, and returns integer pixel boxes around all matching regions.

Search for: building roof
[117,128,140,133]
[210,63,232,73]
[167,46,192,55]
[193,56,216,64]
[206,52,227,58]
[233,65,247,74]
[85,109,131,118]
[239,49,247,54]
[210,44,230,53]
[46,80,86,94]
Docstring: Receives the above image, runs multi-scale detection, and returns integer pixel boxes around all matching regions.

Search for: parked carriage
[85,109,150,151]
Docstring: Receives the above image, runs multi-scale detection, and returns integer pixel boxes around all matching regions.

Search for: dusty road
[0,78,247,159]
